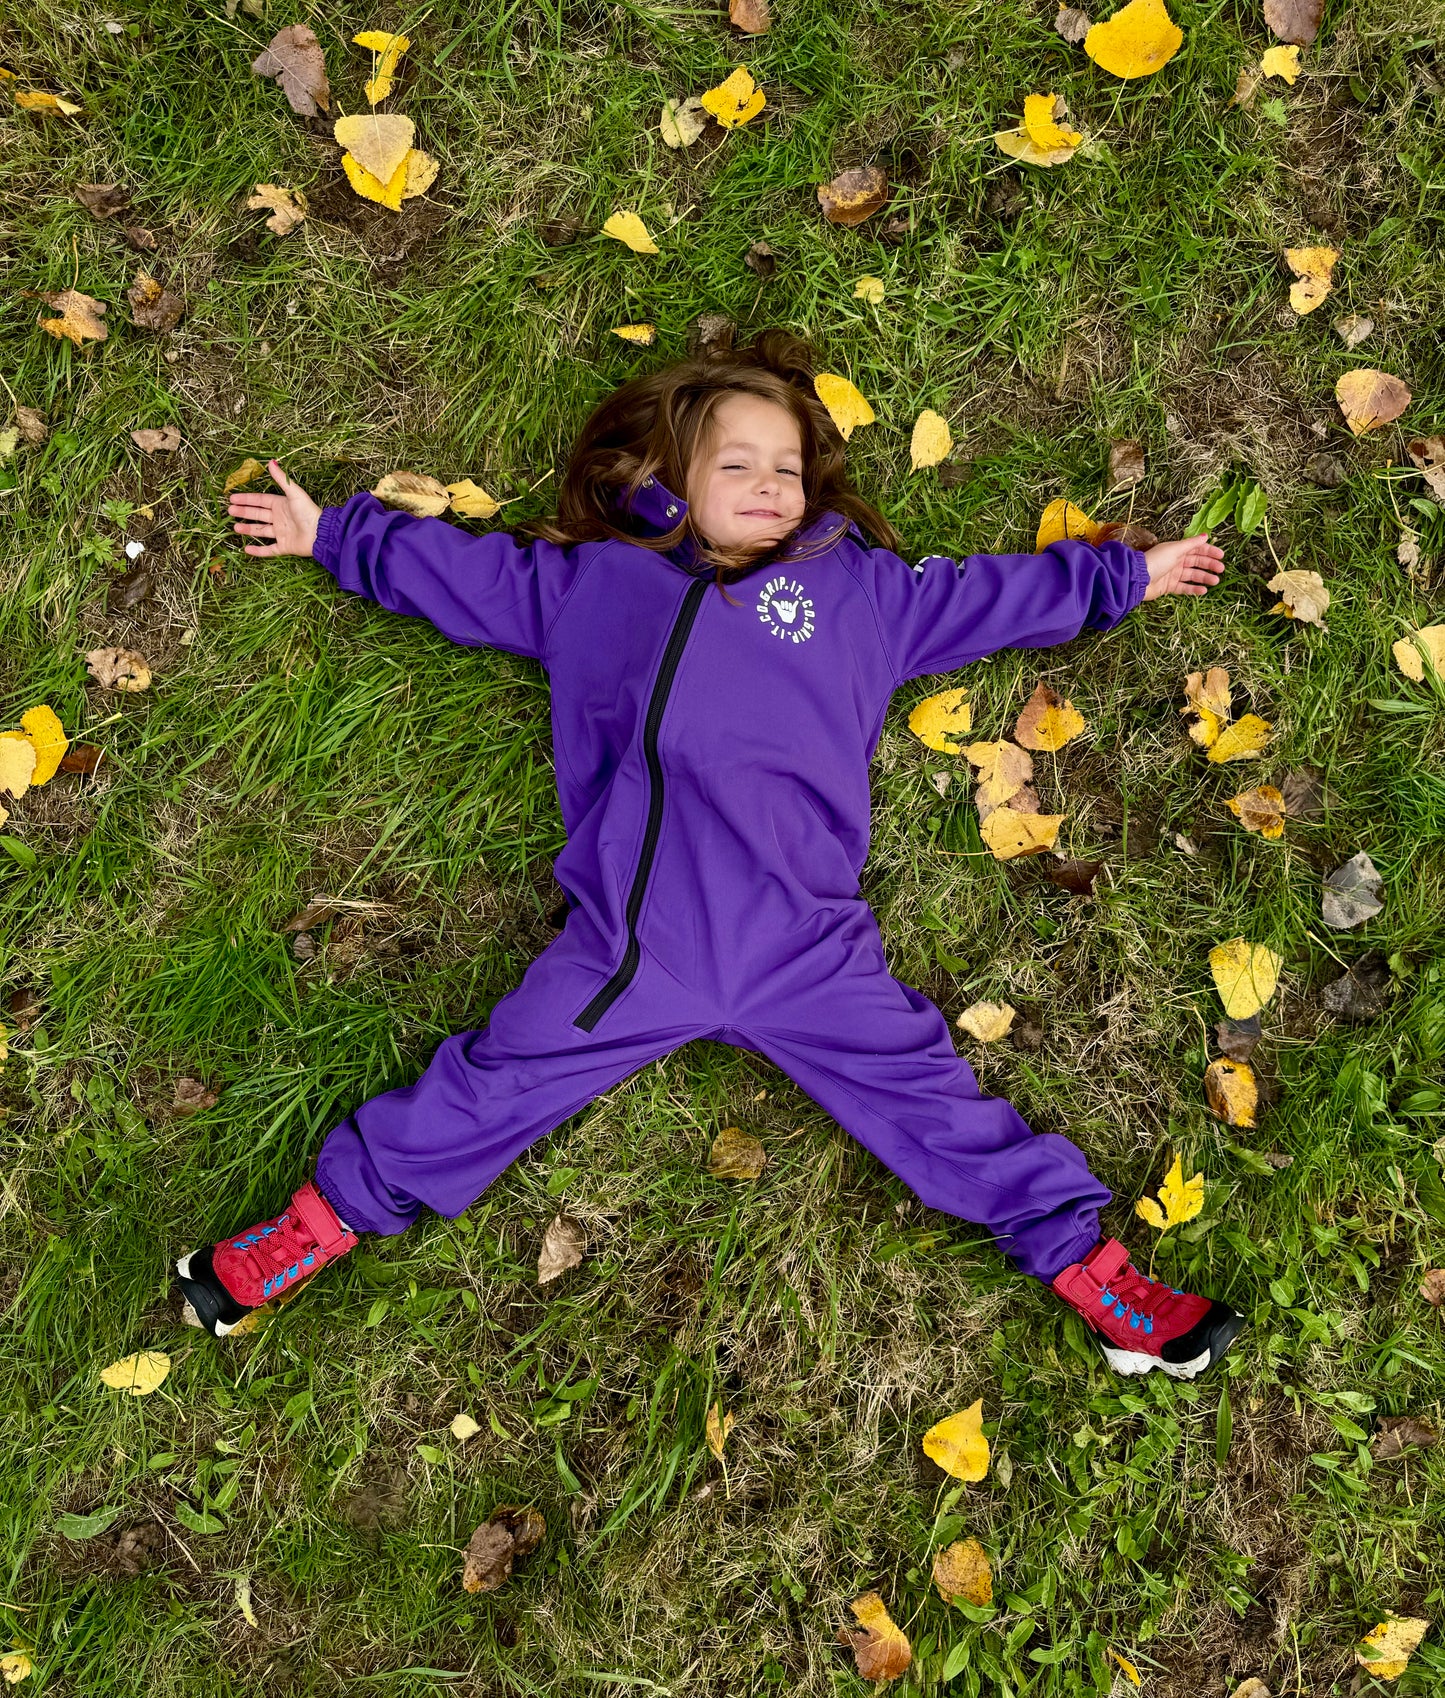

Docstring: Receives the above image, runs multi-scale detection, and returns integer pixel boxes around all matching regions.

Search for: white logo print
[756,574,815,643]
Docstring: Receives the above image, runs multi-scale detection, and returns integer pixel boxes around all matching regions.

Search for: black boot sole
[174,1244,256,1338]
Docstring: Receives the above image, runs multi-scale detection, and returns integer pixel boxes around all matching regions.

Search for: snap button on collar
[665,503,678,517]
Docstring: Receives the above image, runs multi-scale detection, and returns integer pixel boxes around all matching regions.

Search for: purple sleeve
[865,537,1151,683]
[312,491,594,664]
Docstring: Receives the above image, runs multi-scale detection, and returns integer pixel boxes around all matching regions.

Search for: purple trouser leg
[316,904,1109,1284]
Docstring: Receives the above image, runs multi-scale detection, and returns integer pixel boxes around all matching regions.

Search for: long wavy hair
[522,328,903,602]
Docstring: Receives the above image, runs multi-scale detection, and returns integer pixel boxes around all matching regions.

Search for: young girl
[179,329,1240,1380]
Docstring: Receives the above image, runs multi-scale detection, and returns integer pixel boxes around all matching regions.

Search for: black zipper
[574,575,710,1031]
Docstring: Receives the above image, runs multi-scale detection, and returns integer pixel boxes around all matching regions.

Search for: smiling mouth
[741,509,781,518]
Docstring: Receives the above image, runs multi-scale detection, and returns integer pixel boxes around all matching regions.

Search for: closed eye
[724,465,800,475]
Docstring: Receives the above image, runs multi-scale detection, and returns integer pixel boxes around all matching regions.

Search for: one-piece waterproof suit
[310,476,1151,1282]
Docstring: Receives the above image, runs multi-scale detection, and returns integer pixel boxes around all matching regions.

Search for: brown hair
[521,327,904,602]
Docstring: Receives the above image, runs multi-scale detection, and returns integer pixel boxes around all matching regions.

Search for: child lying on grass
[178,327,1240,1379]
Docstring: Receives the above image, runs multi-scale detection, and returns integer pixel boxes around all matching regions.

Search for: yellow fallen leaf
[1205,1058,1258,1127]
[602,209,659,254]
[813,373,875,441]
[1013,680,1087,751]
[450,1412,481,1441]
[373,470,450,517]
[1024,92,1083,150]
[659,96,707,148]
[17,706,67,786]
[910,409,952,471]
[1036,498,1102,549]
[1284,245,1336,313]
[400,149,439,199]
[1183,667,1232,736]
[353,29,410,104]
[36,288,108,346]
[15,90,82,115]
[956,1001,1016,1044]
[908,686,971,753]
[446,479,501,519]
[1267,568,1329,628]
[85,648,152,692]
[1336,368,1411,434]
[1210,938,1282,1019]
[1356,1616,1429,1681]
[963,740,1033,809]
[981,810,1063,860]
[1135,1153,1204,1232]
[922,1398,990,1480]
[1107,1649,1142,1687]
[839,1592,912,1681]
[333,112,414,184]
[1227,785,1285,839]
[1084,0,1183,80]
[1260,44,1301,83]
[932,1537,992,1606]
[223,458,265,495]
[611,323,657,344]
[98,1349,171,1396]
[853,275,885,305]
[708,1124,766,1179]
[342,148,436,211]
[0,736,36,801]
[700,65,765,129]
[706,1401,735,1462]
[993,123,1080,168]
[0,1651,33,1684]
[1391,626,1445,683]
[1207,713,1272,763]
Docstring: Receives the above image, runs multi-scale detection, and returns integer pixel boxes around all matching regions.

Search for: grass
[2,0,1445,1692]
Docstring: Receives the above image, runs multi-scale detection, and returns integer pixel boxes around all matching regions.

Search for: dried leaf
[1321,954,1391,1025]
[963,740,1033,809]
[1422,1268,1445,1306]
[1392,626,1445,682]
[0,738,36,801]
[812,373,875,440]
[1230,65,1263,108]
[1013,681,1087,751]
[1036,498,1103,549]
[58,744,103,776]
[251,24,330,116]
[1336,368,1411,435]
[837,1591,912,1681]
[223,458,264,495]
[728,0,772,31]
[1045,857,1103,896]
[1210,939,1282,1019]
[1370,1416,1437,1461]
[922,1399,990,1480]
[75,183,131,221]
[1227,785,1286,839]
[1205,1058,1257,1127]
[853,275,886,305]
[1283,245,1336,311]
[706,1401,736,1461]
[0,1652,33,1683]
[1108,1650,1143,1688]
[1055,7,1092,46]
[333,113,414,186]
[994,93,1083,167]
[699,65,765,129]
[708,1124,766,1180]
[85,648,152,692]
[1322,851,1384,930]
[980,810,1063,860]
[1207,713,1272,763]
[128,272,185,332]
[956,1001,1016,1044]
[1406,436,1445,502]
[1267,568,1329,629]
[1109,440,1146,486]
[1084,0,1183,80]
[1263,0,1324,47]
[1215,1015,1262,1062]
[373,470,450,517]
[172,1077,219,1118]
[446,479,501,519]
[1135,1154,1204,1231]
[1280,767,1324,820]
[1182,667,1232,749]
[280,899,343,932]
[537,1214,585,1283]
[611,323,656,345]
[98,1350,171,1396]
[602,209,659,253]
[14,406,47,445]
[246,184,307,235]
[15,90,82,116]
[908,686,971,753]
[817,165,890,227]
[745,241,776,277]
[461,1505,545,1594]
[910,409,952,471]
[1260,45,1302,85]
[1334,313,1373,349]
[129,424,183,458]
[36,288,108,345]
[450,1412,481,1441]
[352,29,409,104]
[1230,1679,1271,1698]
[932,1537,992,1606]
[1355,1617,1429,1681]
[16,707,67,786]
[660,96,707,148]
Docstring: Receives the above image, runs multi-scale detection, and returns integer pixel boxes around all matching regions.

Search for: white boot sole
[1100,1343,1211,1380]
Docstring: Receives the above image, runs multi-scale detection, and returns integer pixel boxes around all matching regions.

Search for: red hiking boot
[1051,1238,1243,1379]
[174,1181,358,1337]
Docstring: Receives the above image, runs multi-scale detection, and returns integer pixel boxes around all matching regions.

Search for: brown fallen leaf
[1012,681,1087,751]
[1335,368,1410,435]
[1370,1415,1438,1461]
[1205,1057,1258,1127]
[1044,858,1103,896]
[1109,440,1145,487]
[1263,0,1324,47]
[836,1591,912,1681]
[131,426,182,453]
[1229,1681,1272,1698]
[1420,1268,1445,1306]
[1054,6,1092,45]
[817,165,890,227]
[246,184,308,236]
[172,1077,220,1118]
[1320,953,1391,1025]
[86,647,152,692]
[280,898,343,932]
[75,183,131,220]
[1227,785,1286,839]
[728,0,771,31]
[1333,313,1373,349]
[107,565,152,613]
[708,1124,766,1179]
[1267,568,1329,629]
[15,406,48,445]
[537,1213,585,1283]
[122,224,157,252]
[373,469,450,517]
[932,1537,992,1606]
[128,272,185,332]
[36,288,108,345]
[962,739,1032,809]
[745,240,776,277]
[251,23,330,116]
[58,744,104,776]
[1215,1015,1262,1062]
[1406,436,1445,502]
[461,1504,546,1593]
[1229,65,1263,107]
[1279,766,1324,820]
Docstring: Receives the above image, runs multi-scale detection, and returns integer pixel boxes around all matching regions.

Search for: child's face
[685,393,808,552]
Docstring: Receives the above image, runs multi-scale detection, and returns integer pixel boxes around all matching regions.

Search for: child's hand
[227,459,322,558]
[1141,532,1225,601]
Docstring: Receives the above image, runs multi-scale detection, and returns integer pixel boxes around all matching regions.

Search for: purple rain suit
[309,475,1151,1282]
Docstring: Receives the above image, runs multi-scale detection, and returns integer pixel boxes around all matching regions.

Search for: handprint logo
[772,597,799,624]
[755,575,816,643]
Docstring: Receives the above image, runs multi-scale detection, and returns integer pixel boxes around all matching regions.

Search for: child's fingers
[268,458,292,489]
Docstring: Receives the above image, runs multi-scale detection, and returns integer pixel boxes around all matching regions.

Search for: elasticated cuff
[312,504,344,574]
